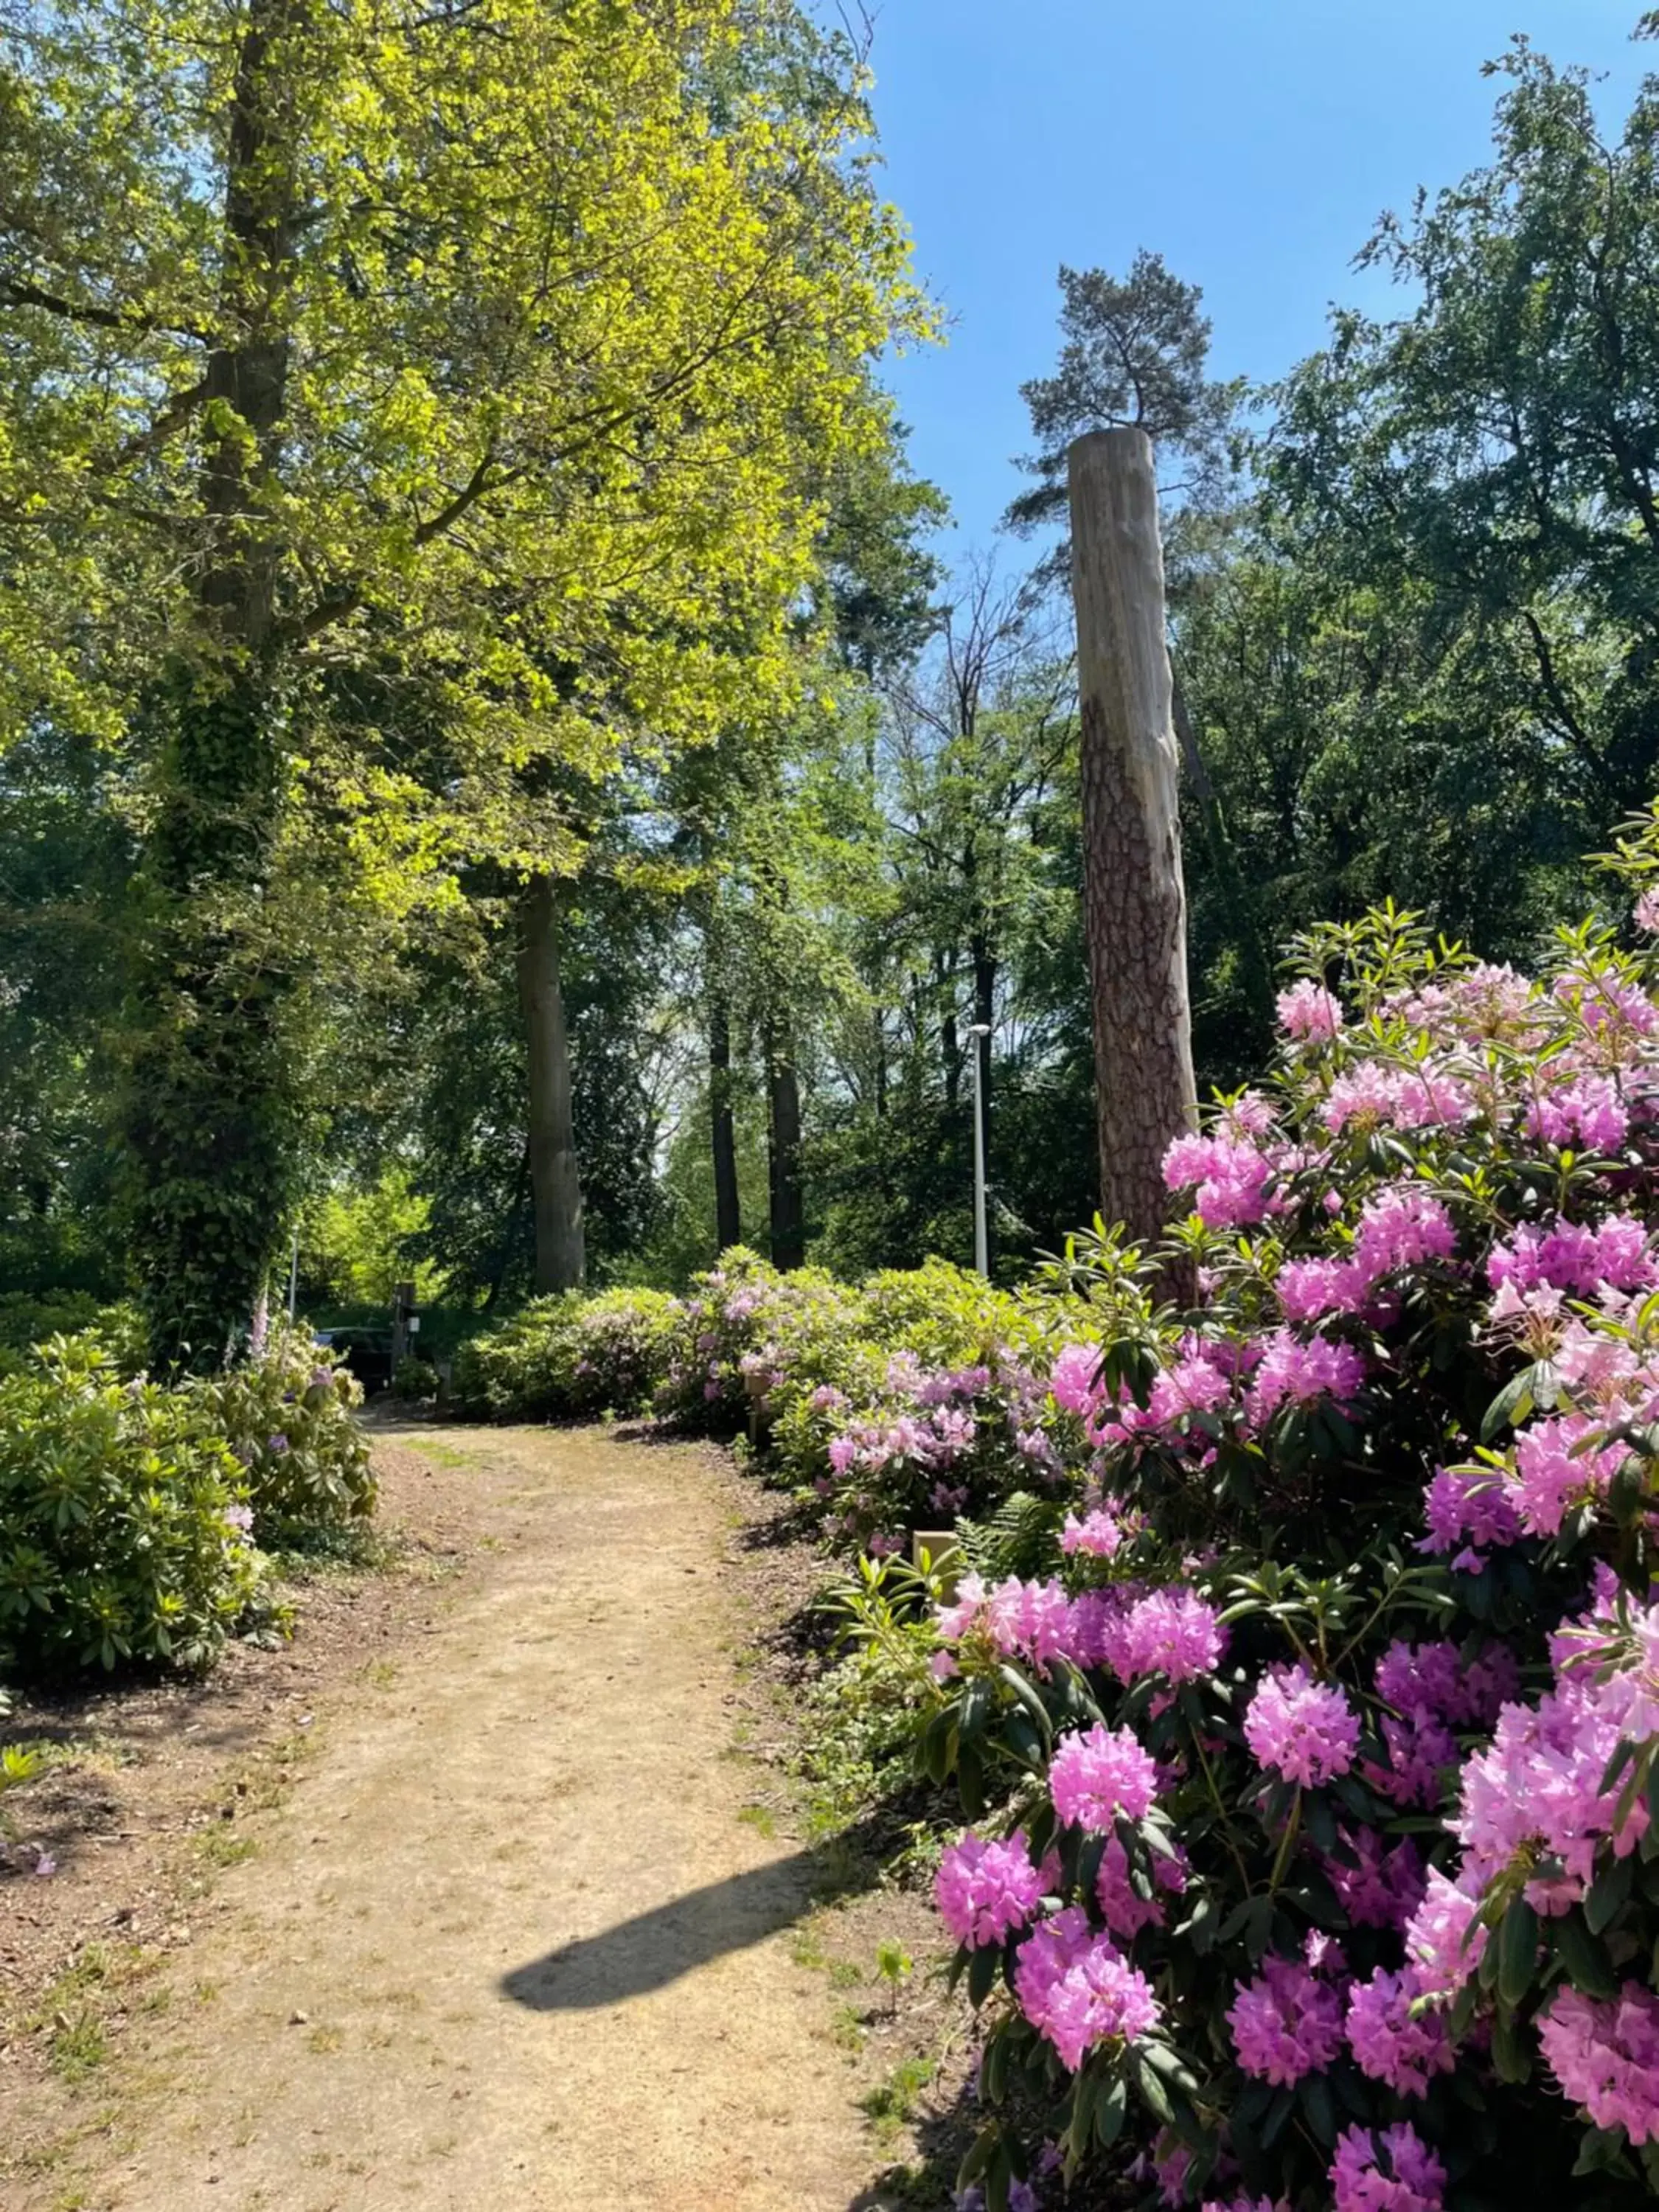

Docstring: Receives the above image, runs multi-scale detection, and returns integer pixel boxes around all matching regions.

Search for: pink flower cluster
[1163,1130,1276,1228]
[1345,1966,1453,2096]
[934,1832,1046,1950]
[1012,1906,1161,2068]
[1486,1214,1654,1298]
[1279,1188,1457,1320]
[1243,1663,1360,1787]
[1046,1722,1159,1832]
[1278,978,1343,1040]
[1227,1953,1345,2084]
[1330,2124,1445,2212]
[1537,1983,1659,2144]
[1247,1329,1366,1424]
[937,1573,1225,1690]
[1401,1866,1487,2000]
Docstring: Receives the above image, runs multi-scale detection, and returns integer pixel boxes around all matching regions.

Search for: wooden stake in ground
[1067,426,1197,1245]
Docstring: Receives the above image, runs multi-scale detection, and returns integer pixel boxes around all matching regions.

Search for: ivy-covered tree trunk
[123,0,302,1368]
[709,992,742,1253]
[517,873,585,1294]
[765,1020,804,1270]
[1067,427,1197,1248]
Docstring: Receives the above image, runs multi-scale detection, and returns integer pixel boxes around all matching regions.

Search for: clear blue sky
[866,0,1650,553]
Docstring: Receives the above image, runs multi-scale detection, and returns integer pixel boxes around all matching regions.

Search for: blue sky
[866,0,1650,553]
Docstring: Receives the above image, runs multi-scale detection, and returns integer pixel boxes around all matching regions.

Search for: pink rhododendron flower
[1103,1587,1227,1686]
[1506,1411,1628,1538]
[1243,1663,1360,1787]
[935,1832,1045,1950]
[1526,1074,1630,1153]
[1329,2123,1445,2212]
[1012,1907,1160,2068]
[986,1576,1077,1674]
[1537,1983,1659,2144]
[1163,1133,1273,1228]
[1402,1866,1487,1998]
[1487,1216,1655,1298]
[1452,1654,1648,1910]
[1247,1330,1366,1424]
[1418,1463,1524,1571]
[1049,1341,1105,1416]
[1345,1966,1454,2097]
[1047,1722,1159,1831]
[1226,1953,1345,2084]
[1277,979,1343,1039]
[1060,1506,1121,1557]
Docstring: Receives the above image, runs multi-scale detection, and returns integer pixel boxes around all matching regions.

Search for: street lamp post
[968,1020,991,1278]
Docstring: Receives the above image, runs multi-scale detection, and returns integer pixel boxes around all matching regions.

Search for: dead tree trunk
[516,873,585,1293]
[1068,428,1197,1249]
[709,990,742,1254]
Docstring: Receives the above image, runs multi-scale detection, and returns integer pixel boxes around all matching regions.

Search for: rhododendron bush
[916,896,1659,2211]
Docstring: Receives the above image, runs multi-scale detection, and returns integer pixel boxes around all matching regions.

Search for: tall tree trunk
[125,0,302,1367]
[1067,428,1197,1253]
[516,873,585,1293]
[765,1020,805,1271]
[709,990,742,1253]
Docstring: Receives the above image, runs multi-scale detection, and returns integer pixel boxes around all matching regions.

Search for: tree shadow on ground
[499,1812,890,2012]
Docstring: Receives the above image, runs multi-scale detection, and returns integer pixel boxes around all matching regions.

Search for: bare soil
[1,1418,964,2212]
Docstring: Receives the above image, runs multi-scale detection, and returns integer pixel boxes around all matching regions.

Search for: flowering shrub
[0,1334,273,1672]
[655,1248,860,1431]
[912,896,1659,2209]
[195,1320,375,1545]
[451,1287,679,1422]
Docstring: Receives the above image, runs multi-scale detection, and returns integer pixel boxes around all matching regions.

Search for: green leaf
[1498,1896,1539,2007]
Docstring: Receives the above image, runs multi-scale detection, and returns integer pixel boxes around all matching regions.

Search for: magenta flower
[1243,1663,1360,1787]
[1060,1506,1121,1558]
[1012,1907,1160,2069]
[1247,1329,1366,1425]
[1329,2124,1445,2212]
[1401,1866,1487,1999]
[1047,1722,1158,1832]
[935,1831,1046,1950]
[1345,1966,1454,2098]
[1226,1953,1345,2084]
[1277,979,1343,1040]
[1538,1983,1659,2144]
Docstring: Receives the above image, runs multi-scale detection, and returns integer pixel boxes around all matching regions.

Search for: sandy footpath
[32,1424,881,2212]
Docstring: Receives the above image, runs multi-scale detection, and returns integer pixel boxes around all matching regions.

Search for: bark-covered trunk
[709,991,742,1254]
[516,873,585,1294]
[1067,427,1197,1254]
[765,1021,805,1271]
[125,0,303,1366]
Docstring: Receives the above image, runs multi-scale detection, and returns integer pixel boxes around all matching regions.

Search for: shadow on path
[500,1815,892,2013]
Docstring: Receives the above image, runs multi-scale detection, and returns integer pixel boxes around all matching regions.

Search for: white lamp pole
[968,1020,992,1278]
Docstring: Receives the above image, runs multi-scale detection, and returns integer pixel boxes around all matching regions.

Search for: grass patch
[859,2055,934,2143]
[736,1801,776,1840]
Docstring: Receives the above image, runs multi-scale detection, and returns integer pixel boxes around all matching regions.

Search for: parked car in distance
[313,1326,395,1394]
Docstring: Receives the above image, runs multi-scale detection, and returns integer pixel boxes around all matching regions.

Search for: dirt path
[23,1425,900,2212]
